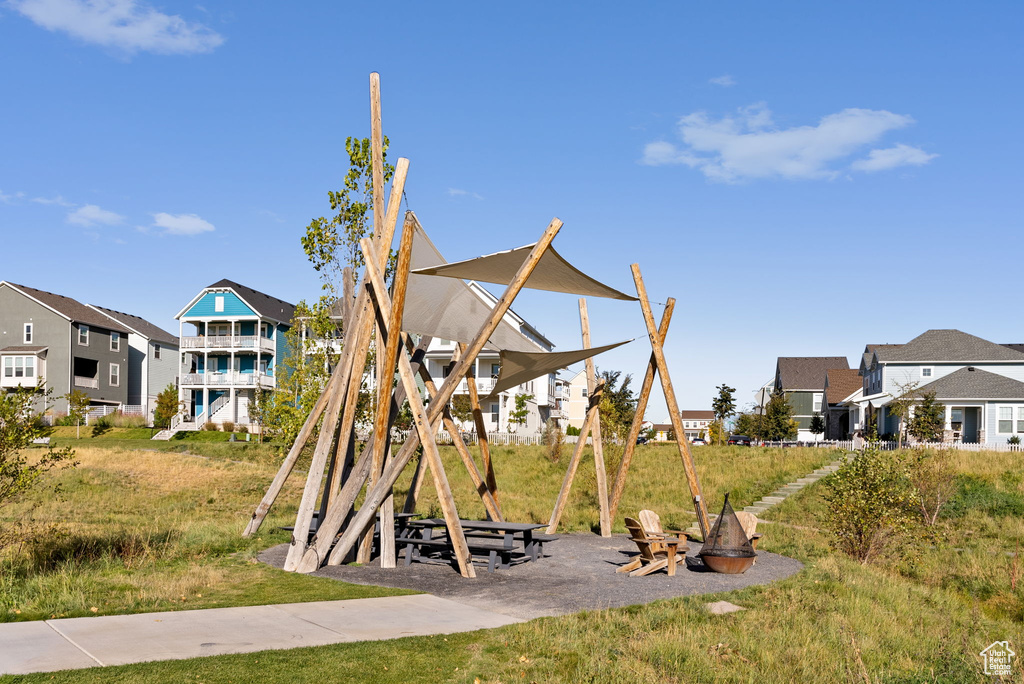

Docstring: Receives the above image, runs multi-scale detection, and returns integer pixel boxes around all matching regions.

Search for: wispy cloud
[851,143,938,172]
[31,194,74,206]
[151,212,214,235]
[9,0,224,55]
[709,74,736,87]
[0,189,25,203]
[67,203,124,226]
[447,188,483,200]
[642,103,935,182]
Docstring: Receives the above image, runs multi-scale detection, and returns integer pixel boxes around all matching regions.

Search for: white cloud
[67,203,124,226]
[709,74,736,87]
[9,0,224,55]
[851,143,938,172]
[447,188,483,200]
[642,103,930,182]
[151,212,214,235]
[0,189,25,203]
[31,194,74,206]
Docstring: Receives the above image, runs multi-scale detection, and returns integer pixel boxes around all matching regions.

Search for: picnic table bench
[399,519,555,571]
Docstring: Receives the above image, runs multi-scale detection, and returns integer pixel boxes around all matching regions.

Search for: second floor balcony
[181,335,275,354]
[181,371,274,388]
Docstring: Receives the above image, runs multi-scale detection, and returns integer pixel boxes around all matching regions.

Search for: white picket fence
[390,430,547,446]
[85,405,144,424]
[769,438,1024,453]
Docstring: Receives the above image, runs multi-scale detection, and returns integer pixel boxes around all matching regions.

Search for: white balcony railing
[180,335,275,353]
[181,371,274,387]
[73,375,99,389]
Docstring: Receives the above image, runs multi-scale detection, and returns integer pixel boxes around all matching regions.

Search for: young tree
[597,369,637,444]
[64,389,90,439]
[153,383,178,429]
[763,388,798,441]
[449,395,475,427]
[733,411,763,440]
[711,384,737,445]
[809,413,825,441]
[707,419,726,445]
[908,391,945,442]
[508,393,533,432]
[1,386,77,551]
[888,379,920,447]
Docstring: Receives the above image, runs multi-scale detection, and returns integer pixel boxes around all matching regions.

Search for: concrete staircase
[685,452,856,538]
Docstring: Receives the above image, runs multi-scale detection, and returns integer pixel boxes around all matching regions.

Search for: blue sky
[2,1,1022,420]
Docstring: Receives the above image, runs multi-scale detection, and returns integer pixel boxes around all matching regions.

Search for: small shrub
[909,449,957,526]
[222,421,235,433]
[237,425,249,434]
[566,425,581,437]
[820,442,917,563]
[1007,435,1021,445]
[203,421,218,431]
[542,418,563,462]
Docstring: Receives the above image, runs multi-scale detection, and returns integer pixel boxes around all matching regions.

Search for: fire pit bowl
[699,553,756,574]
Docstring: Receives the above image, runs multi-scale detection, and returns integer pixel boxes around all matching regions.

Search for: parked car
[690,438,708,446]
[727,435,752,446]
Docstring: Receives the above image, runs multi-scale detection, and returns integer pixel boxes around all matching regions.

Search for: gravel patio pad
[260,533,803,621]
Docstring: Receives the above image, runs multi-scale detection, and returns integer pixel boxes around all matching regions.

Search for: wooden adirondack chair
[638,509,689,555]
[617,517,685,576]
[734,511,762,549]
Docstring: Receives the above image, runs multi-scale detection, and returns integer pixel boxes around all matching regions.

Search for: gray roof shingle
[877,330,1024,363]
[777,357,849,391]
[918,367,1024,400]
[824,368,863,405]
[89,305,179,346]
[4,282,131,334]
[207,279,296,323]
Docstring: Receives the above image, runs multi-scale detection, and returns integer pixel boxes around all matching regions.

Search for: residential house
[680,410,714,441]
[423,282,558,434]
[87,305,179,422]
[0,281,135,415]
[855,329,1024,444]
[774,356,850,441]
[175,280,295,430]
[822,368,863,440]
[564,368,589,431]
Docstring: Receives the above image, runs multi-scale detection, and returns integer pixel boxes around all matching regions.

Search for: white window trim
[921,366,933,378]
[3,355,35,378]
[110,331,120,352]
[109,362,120,387]
[214,295,225,313]
[154,344,161,360]
[24,323,32,344]
[79,324,89,346]
[813,392,823,413]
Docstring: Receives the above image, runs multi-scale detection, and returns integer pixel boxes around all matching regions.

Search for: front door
[963,407,980,443]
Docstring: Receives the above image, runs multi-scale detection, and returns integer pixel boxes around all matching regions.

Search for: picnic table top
[412,519,548,532]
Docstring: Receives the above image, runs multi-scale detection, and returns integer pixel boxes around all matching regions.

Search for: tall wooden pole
[631,265,709,537]
[314,218,563,571]
[547,382,604,534]
[579,299,611,537]
[460,343,497,507]
[608,297,675,522]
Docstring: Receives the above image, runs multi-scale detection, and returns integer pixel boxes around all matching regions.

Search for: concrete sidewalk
[0,594,522,676]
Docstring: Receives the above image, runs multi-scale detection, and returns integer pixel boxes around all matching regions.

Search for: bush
[566,425,581,437]
[237,425,249,434]
[820,443,917,563]
[222,421,235,433]
[203,421,218,431]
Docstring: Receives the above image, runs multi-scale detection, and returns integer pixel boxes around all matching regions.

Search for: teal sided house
[174,280,295,431]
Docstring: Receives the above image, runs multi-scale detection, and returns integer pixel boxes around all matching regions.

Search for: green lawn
[3,441,1022,682]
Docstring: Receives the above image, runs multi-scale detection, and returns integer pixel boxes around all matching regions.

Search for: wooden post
[631,264,710,537]
[608,297,675,523]
[459,343,498,508]
[354,238,475,577]
[321,218,563,570]
[578,299,611,537]
[547,382,604,534]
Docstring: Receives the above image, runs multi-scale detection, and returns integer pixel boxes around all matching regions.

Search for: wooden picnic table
[400,519,553,571]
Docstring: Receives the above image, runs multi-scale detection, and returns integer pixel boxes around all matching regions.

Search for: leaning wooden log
[546,381,604,534]
[319,218,563,573]
[631,264,710,537]
[578,298,611,537]
[608,297,675,522]
[459,343,498,507]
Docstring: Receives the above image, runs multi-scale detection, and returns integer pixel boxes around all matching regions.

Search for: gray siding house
[87,305,179,422]
[774,356,850,441]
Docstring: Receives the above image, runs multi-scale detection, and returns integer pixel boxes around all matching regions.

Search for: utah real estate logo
[980,641,1015,676]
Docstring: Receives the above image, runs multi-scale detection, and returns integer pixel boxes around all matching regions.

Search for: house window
[582,387,588,398]
[109,363,120,387]
[214,295,225,312]
[998,407,1013,433]
[1018,408,1024,433]
[110,331,120,352]
[79,324,89,345]
[261,322,271,338]
[490,402,499,423]
[921,367,933,378]
[490,363,500,377]
[23,323,32,344]
[259,360,268,374]
[813,393,823,413]
[3,356,34,378]
[154,344,161,360]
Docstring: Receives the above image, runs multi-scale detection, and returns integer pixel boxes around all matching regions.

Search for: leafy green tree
[597,369,637,443]
[508,393,533,432]
[64,389,90,439]
[888,380,920,448]
[1,386,76,551]
[732,411,763,439]
[908,391,945,442]
[711,384,736,445]
[809,413,825,439]
[707,419,726,445]
[153,383,178,429]
[449,395,475,426]
[763,388,798,441]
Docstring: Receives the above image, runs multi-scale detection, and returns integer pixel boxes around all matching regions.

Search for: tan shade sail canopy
[411,243,638,301]
[403,225,541,353]
[489,340,632,397]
